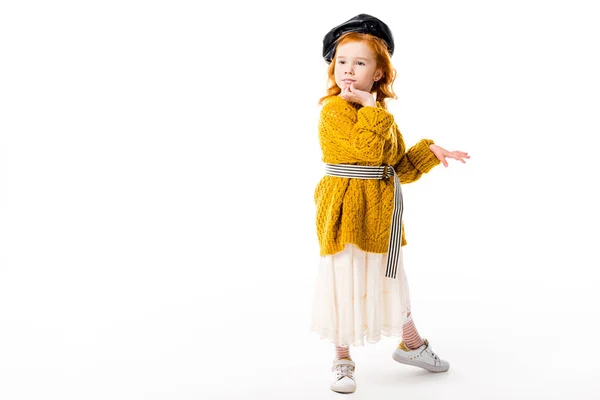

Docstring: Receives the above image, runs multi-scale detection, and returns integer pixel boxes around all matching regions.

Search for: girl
[310,14,469,394]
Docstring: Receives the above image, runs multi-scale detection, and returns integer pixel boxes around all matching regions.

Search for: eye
[357,61,365,66]
[337,60,345,64]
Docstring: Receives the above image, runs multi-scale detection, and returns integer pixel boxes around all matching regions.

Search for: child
[310,14,470,394]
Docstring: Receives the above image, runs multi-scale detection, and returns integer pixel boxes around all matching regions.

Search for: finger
[451,151,469,159]
[437,155,448,167]
[451,155,466,163]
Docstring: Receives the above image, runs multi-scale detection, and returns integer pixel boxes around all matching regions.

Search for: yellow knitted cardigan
[314,95,441,256]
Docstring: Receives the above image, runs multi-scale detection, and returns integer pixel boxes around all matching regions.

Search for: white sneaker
[392,339,450,372]
[330,358,356,393]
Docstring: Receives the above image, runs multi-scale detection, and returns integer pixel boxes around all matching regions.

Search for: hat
[322,14,394,64]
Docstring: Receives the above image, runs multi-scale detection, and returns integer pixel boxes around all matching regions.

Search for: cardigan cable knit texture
[314,95,441,256]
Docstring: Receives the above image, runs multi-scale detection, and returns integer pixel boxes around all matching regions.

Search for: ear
[374,68,384,82]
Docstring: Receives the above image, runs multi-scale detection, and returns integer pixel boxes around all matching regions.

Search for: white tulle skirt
[310,242,411,347]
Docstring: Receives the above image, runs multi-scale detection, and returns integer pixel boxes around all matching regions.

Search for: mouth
[342,79,356,83]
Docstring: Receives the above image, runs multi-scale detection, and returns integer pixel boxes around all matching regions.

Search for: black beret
[322,14,394,64]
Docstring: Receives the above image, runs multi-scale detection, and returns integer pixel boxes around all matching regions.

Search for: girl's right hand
[340,82,376,107]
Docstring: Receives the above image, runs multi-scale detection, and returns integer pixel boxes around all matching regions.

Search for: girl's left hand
[429,144,470,167]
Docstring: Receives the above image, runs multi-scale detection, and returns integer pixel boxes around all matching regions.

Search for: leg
[402,310,425,349]
[335,344,351,360]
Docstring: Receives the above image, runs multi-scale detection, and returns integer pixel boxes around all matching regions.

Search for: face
[334,41,383,93]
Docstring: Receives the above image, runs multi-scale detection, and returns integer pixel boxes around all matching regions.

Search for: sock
[335,345,351,360]
[402,312,425,350]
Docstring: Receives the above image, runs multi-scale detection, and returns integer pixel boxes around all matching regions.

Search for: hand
[429,144,470,167]
[340,82,376,107]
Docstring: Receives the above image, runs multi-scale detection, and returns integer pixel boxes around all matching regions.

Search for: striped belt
[324,163,403,279]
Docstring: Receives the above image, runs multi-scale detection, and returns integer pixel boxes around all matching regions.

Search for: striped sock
[402,312,425,350]
[335,345,351,360]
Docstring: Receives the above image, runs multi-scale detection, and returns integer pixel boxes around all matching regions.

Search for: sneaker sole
[330,383,356,394]
[392,352,450,372]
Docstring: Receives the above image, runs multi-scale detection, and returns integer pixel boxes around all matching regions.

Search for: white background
[1,1,599,399]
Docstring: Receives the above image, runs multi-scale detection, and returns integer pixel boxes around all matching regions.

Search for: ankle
[335,345,351,360]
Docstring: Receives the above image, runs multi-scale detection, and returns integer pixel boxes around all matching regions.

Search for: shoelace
[335,364,355,380]
[422,343,439,361]
[427,349,440,362]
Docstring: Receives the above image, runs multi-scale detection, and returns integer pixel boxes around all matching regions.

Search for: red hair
[318,32,398,109]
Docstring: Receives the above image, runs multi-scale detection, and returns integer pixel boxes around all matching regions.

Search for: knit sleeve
[394,137,441,184]
[319,98,394,164]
